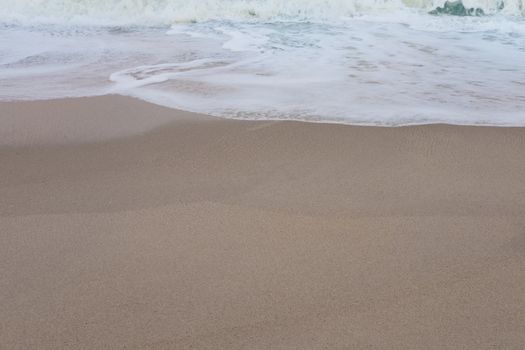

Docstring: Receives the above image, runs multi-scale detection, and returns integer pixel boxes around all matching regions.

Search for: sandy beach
[1,95,525,349]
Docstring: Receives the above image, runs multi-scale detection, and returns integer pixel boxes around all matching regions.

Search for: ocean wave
[0,0,523,26]
[1,2,524,126]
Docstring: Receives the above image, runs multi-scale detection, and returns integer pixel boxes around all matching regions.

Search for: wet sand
[1,96,525,349]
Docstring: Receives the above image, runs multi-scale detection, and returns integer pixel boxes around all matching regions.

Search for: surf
[0,0,523,26]
[1,0,524,126]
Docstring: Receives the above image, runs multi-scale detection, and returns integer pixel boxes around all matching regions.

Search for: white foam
[1,2,525,126]
[107,19,525,126]
[0,0,524,26]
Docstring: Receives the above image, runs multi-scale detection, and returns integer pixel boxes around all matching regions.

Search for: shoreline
[2,96,525,349]
[3,95,525,144]
[0,95,216,147]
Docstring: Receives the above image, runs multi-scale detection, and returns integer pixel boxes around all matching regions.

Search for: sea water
[1,0,524,125]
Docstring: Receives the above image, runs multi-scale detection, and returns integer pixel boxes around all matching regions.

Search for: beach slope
[1,96,525,349]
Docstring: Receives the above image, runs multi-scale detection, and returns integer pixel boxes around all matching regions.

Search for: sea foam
[0,0,524,26]
[1,1,524,126]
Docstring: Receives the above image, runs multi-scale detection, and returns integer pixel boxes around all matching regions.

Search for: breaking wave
[1,0,523,26]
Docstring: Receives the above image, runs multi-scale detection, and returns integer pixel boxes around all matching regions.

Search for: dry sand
[1,96,525,349]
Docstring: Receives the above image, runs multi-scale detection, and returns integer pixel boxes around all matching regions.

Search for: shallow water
[1,0,524,125]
